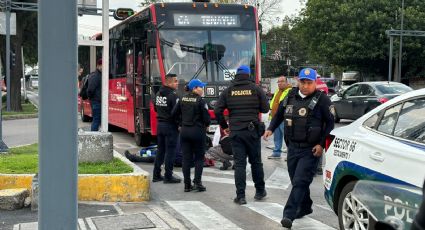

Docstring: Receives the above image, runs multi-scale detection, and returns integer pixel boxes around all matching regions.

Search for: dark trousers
[181,126,205,185]
[90,100,101,131]
[283,145,320,220]
[231,129,265,198]
[153,122,178,179]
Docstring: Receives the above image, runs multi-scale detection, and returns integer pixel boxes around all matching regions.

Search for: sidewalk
[4,202,187,230]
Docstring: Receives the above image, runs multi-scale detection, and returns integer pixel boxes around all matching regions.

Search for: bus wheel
[80,105,91,122]
[135,131,151,147]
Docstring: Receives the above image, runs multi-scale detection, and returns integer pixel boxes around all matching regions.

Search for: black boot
[193,182,206,192]
[152,175,164,182]
[163,175,181,184]
[254,190,267,200]
[184,183,194,192]
[219,161,232,170]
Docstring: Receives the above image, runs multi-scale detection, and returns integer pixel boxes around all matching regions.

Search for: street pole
[21,46,27,100]
[0,62,8,153]
[5,0,11,111]
[388,36,394,82]
[101,0,109,132]
[398,0,405,82]
[38,0,78,228]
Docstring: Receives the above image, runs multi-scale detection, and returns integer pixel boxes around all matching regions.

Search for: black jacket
[214,75,269,131]
[172,92,211,128]
[154,86,179,124]
[87,69,102,102]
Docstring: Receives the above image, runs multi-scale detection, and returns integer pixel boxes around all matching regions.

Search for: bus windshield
[159,29,256,84]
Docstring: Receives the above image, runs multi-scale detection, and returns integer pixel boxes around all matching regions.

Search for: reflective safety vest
[270,88,291,118]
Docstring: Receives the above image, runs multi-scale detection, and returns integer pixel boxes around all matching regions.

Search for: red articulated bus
[79,1,262,146]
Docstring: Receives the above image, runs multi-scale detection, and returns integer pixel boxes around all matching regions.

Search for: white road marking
[315,204,334,212]
[176,167,291,190]
[167,201,242,230]
[113,142,138,149]
[78,218,87,230]
[265,167,291,190]
[245,202,336,230]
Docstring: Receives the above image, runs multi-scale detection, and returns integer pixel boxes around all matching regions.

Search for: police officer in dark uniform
[172,79,211,192]
[263,68,335,228]
[152,73,181,184]
[215,65,270,205]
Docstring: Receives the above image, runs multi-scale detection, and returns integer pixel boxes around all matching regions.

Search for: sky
[78,0,304,36]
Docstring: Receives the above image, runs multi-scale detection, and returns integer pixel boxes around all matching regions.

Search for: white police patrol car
[323,88,425,230]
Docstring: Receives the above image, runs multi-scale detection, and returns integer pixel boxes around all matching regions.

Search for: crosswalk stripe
[176,167,291,190]
[245,202,336,230]
[265,167,291,190]
[78,218,87,230]
[167,201,242,230]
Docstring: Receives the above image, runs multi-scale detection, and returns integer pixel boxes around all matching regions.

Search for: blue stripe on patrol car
[325,161,417,209]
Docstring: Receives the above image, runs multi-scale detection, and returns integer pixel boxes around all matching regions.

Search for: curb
[0,150,150,202]
[3,114,38,121]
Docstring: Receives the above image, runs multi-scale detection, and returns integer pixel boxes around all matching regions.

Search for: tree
[292,0,425,80]
[261,23,308,77]
[0,1,38,111]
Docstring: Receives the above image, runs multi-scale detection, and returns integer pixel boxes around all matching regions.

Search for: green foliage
[292,0,425,79]
[2,102,37,116]
[261,23,309,77]
[0,144,133,174]
[78,159,133,174]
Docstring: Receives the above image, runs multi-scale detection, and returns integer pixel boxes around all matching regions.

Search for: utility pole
[398,0,405,82]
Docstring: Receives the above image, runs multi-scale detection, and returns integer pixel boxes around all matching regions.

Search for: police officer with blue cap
[215,65,269,205]
[263,68,335,228]
[172,79,211,192]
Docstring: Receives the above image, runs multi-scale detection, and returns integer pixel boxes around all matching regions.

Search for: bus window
[211,31,256,82]
[159,30,209,83]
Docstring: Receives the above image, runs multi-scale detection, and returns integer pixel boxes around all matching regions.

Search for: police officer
[263,68,335,228]
[215,65,270,205]
[172,79,211,192]
[152,73,181,184]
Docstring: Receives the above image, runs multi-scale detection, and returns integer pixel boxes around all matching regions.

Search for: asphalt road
[2,90,353,229]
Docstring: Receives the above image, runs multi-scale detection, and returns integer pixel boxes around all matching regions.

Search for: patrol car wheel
[80,105,91,122]
[338,181,371,230]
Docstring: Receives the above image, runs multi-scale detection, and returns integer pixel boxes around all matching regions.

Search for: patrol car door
[337,85,360,119]
[360,97,425,191]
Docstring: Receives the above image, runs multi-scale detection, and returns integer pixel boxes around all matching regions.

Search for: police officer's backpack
[79,74,90,100]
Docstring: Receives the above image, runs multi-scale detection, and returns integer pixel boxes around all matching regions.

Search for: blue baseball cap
[298,68,317,81]
[236,65,251,75]
[188,79,206,91]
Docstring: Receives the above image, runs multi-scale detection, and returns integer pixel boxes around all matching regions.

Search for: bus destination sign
[174,14,240,27]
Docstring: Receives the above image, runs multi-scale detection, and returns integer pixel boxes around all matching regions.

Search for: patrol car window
[393,99,425,144]
[377,104,402,135]
[343,85,360,98]
[363,113,379,129]
[359,85,373,96]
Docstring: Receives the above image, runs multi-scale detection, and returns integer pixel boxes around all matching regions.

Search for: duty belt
[288,141,315,149]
